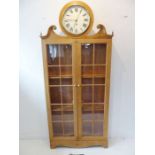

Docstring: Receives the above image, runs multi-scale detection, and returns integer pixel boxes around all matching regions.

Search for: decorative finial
[40,25,57,39]
[97,24,107,35]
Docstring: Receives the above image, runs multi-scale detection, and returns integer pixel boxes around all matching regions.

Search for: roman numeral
[84,18,88,22]
[80,9,82,14]
[70,27,73,32]
[70,9,73,13]
[83,13,87,16]
[66,23,70,28]
[75,7,78,12]
[83,24,87,28]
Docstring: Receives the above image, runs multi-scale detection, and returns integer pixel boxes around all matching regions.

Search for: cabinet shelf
[49,85,73,87]
[82,74,105,78]
[48,75,72,79]
[82,120,103,123]
[82,103,104,105]
[81,64,106,67]
[51,109,73,112]
[52,120,73,123]
[49,84,105,87]
[48,65,72,67]
[82,104,104,112]
[81,84,105,86]
[51,104,73,112]
[51,103,73,106]
[49,74,105,79]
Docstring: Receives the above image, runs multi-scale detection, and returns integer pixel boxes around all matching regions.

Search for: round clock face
[62,5,91,35]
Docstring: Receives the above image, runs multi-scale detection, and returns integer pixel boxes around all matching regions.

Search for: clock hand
[64,19,75,21]
[73,20,77,29]
[76,9,82,21]
[73,9,82,29]
[64,19,76,22]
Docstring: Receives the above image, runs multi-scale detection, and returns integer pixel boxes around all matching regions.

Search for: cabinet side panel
[103,40,112,140]
[41,41,53,143]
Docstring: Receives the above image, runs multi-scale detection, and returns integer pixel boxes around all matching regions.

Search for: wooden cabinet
[41,24,113,148]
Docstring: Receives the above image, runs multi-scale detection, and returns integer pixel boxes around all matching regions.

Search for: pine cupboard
[41,24,113,148]
[41,1,113,148]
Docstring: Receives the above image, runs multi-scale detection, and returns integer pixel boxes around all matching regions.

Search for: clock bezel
[59,1,94,37]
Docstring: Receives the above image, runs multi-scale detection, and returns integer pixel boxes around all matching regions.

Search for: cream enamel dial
[62,6,91,35]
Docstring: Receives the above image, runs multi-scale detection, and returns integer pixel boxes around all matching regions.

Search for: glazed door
[79,42,107,138]
[47,44,77,138]
[47,42,108,139]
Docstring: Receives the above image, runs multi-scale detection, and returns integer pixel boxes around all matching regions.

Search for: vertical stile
[103,41,112,139]
[92,43,95,135]
[42,43,53,141]
[59,44,64,136]
[72,41,78,138]
[76,42,82,139]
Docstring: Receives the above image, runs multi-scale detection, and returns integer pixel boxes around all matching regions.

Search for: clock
[59,1,94,36]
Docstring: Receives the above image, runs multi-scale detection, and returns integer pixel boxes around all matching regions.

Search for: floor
[19,138,134,155]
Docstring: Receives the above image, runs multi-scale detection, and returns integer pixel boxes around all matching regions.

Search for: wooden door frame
[75,39,112,141]
[42,41,79,142]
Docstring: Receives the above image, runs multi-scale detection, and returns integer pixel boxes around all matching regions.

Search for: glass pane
[82,111,93,121]
[61,78,72,85]
[82,103,92,113]
[61,67,72,77]
[94,44,106,64]
[94,121,103,136]
[62,86,73,104]
[94,86,105,103]
[93,66,105,76]
[82,98,93,120]
[53,122,63,136]
[82,104,92,111]
[59,45,72,65]
[82,86,92,104]
[51,105,62,111]
[94,111,104,120]
[82,78,92,84]
[82,44,93,64]
[64,122,74,136]
[48,67,60,77]
[82,121,92,136]
[63,111,73,121]
[49,79,60,85]
[47,45,59,65]
[94,77,105,84]
[63,105,73,111]
[50,87,61,104]
[82,66,93,77]
[52,111,62,122]
[94,104,104,111]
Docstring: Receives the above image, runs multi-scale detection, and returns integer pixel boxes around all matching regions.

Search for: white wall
[20,0,135,139]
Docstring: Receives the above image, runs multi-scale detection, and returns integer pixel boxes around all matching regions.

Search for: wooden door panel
[47,44,76,138]
[79,42,107,138]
